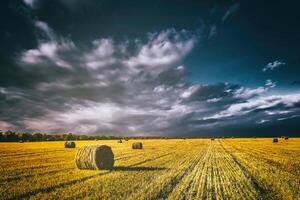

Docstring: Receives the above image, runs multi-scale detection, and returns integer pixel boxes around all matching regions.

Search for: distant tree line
[0,130,272,142]
[0,130,132,142]
[0,130,176,142]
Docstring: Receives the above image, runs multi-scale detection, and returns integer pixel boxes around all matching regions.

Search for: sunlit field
[1,138,300,200]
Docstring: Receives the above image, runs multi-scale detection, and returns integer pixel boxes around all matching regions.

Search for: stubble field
[0,138,300,200]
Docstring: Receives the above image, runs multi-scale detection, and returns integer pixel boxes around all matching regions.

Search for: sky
[0,0,300,136]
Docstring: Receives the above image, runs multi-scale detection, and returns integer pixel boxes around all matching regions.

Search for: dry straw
[65,141,76,148]
[132,142,143,149]
[273,138,279,143]
[75,145,114,170]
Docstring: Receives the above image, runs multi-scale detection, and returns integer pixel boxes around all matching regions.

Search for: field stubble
[0,138,300,200]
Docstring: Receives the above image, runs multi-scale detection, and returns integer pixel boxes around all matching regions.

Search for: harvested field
[0,138,300,199]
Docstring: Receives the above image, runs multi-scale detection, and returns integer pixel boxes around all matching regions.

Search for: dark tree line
[0,130,183,142]
[0,130,251,142]
[0,130,131,142]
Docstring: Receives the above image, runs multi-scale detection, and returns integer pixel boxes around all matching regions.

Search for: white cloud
[23,0,36,7]
[0,121,16,131]
[18,25,200,134]
[0,87,24,100]
[22,100,194,134]
[222,3,240,21]
[176,65,185,70]
[257,119,270,124]
[263,60,286,72]
[208,25,217,39]
[233,79,277,99]
[277,115,300,121]
[265,79,276,88]
[124,29,196,74]
[21,21,76,68]
[207,93,300,120]
[207,97,222,103]
[22,23,195,73]
[154,85,172,93]
[265,110,291,115]
[21,41,74,68]
[277,117,288,121]
[233,86,266,99]
[35,21,55,40]
[84,39,116,69]
[181,85,199,99]
[14,21,300,135]
[59,103,146,123]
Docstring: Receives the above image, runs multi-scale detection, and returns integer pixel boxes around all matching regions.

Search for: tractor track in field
[178,143,214,200]
[225,141,300,177]
[148,144,210,200]
[165,141,271,200]
[219,141,280,200]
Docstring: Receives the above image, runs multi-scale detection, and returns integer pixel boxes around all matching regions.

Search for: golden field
[0,138,300,200]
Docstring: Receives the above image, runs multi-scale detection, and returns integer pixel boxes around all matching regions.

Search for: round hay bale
[75,145,114,170]
[65,141,76,148]
[118,139,122,143]
[273,138,279,143]
[211,138,215,141]
[285,137,289,140]
[132,142,143,149]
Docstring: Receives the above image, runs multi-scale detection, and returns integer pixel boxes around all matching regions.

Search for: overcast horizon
[0,0,300,136]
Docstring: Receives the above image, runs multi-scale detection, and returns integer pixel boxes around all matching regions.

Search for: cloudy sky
[0,0,300,136]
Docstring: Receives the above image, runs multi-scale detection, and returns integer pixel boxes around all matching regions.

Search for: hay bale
[19,140,24,143]
[211,138,215,141]
[75,145,114,170]
[65,141,76,148]
[118,140,122,143]
[132,142,143,149]
[273,138,279,143]
[285,137,289,140]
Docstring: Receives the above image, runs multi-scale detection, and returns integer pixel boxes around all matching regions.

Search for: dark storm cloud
[1,18,300,135]
[1,0,300,136]
[0,21,198,134]
[291,81,300,86]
